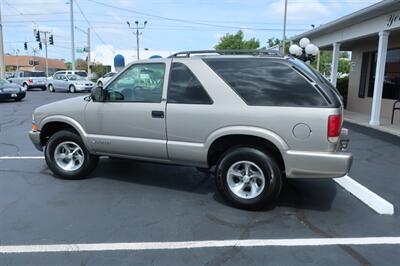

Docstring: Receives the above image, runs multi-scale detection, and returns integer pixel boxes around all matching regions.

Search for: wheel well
[207,135,285,172]
[40,122,79,146]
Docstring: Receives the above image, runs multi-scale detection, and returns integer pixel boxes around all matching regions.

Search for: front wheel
[98,81,103,87]
[45,130,98,179]
[48,84,55,92]
[69,85,76,93]
[23,83,29,91]
[215,147,282,210]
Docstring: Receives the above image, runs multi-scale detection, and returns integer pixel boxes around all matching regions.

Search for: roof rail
[168,49,282,58]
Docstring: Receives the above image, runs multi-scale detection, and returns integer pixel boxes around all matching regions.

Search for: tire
[48,84,55,92]
[23,83,29,91]
[45,130,98,179]
[98,81,103,87]
[215,147,282,210]
[69,85,76,93]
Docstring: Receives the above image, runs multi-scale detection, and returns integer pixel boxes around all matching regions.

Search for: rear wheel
[215,147,282,210]
[23,83,29,91]
[69,85,76,93]
[48,84,55,92]
[98,81,103,87]
[45,130,98,179]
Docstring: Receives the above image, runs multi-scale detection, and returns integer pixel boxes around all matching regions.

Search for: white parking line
[334,175,394,215]
[1,237,400,253]
[0,156,44,160]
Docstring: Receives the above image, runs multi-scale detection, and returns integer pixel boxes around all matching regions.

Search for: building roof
[291,0,400,41]
[5,55,67,70]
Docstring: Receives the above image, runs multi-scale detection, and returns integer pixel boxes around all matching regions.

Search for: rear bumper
[283,150,353,178]
[29,130,43,151]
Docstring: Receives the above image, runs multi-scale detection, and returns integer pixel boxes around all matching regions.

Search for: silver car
[47,74,93,93]
[29,50,352,210]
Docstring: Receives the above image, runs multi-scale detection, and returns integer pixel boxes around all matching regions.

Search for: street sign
[76,48,85,53]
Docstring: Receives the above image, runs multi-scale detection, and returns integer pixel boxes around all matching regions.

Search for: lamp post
[289,37,319,63]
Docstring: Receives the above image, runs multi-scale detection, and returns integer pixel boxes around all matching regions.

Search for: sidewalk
[344,110,400,137]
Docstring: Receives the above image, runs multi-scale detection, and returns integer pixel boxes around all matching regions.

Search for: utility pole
[127,20,147,60]
[70,0,75,70]
[282,0,288,54]
[44,31,48,76]
[87,27,91,77]
[75,26,91,77]
[0,2,5,78]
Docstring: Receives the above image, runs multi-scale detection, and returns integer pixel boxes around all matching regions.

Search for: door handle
[152,110,164,118]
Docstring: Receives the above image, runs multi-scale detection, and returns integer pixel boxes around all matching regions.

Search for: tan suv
[29,50,352,210]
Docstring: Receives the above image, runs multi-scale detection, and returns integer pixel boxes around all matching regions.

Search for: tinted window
[106,63,165,102]
[24,71,46,77]
[168,62,212,104]
[205,58,327,107]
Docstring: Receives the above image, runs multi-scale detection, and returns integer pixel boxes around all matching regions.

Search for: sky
[2,0,382,66]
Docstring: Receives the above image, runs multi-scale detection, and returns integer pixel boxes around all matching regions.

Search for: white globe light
[299,37,310,48]
[305,44,319,56]
[289,44,302,56]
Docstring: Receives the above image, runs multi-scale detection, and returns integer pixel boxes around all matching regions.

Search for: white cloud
[266,0,332,22]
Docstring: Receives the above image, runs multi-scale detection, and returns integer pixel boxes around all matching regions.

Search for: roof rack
[168,49,282,58]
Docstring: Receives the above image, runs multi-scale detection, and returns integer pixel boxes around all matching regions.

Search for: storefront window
[368,48,400,100]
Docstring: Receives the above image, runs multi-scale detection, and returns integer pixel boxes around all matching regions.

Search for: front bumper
[0,91,26,100]
[29,130,43,151]
[284,128,352,178]
[75,85,93,91]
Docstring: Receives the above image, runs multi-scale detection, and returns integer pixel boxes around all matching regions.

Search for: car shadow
[92,157,337,212]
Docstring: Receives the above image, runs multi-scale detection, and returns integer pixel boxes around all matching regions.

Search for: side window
[106,63,165,102]
[204,58,327,107]
[167,62,212,104]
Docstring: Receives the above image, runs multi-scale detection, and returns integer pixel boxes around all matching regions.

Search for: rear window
[24,71,46,77]
[74,71,87,77]
[204,58,327,107]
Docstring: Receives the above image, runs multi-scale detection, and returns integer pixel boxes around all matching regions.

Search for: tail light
[28,78,33,84]
[327,114,341,143]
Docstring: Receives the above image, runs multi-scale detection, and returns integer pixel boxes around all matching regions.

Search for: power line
[74,0,114,53]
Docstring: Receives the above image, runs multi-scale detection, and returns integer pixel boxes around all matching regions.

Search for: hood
[33,96,89,125]
[0,83,21,92]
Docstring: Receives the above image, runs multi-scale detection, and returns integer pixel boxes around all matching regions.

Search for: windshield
[0,78,9,85]
[67,74,85,80]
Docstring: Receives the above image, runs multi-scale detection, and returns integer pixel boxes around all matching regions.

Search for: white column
[369,31,390,126]
[330,42,340,87]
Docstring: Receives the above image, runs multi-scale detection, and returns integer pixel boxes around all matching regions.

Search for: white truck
[8,71,47,91]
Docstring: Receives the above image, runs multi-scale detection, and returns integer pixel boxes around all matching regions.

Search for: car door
[85,60,170,161]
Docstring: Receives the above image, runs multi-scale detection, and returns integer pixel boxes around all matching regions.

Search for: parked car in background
[53,70,88,78]
[29,50,352,210]
[47,73,93,93]
[97,72,117,87]
[8,71,47,91]
[0,78,26,101]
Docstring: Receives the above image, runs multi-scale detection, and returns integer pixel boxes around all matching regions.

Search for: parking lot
[1,90,400,265]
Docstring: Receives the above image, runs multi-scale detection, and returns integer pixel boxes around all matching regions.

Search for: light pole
[282,0,288,54]
[127,20,147,60]
[289,37,319,63]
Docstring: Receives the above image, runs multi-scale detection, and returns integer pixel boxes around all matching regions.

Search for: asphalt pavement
[0,90,400,266]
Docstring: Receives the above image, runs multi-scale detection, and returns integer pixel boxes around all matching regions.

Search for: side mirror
[91,86,105,102]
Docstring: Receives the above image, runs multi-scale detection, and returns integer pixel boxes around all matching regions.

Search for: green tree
[215,30,260,50]
[266,37,280,48]
[311,50,351,76]
[76,59,87,71]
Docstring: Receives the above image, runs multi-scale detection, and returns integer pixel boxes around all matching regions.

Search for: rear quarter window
[204,58,327,107]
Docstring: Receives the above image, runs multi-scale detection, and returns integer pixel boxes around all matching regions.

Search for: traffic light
[24,42,28,50]
[49,35,54,45]
[39,42,42,50]
[35,31,40,42]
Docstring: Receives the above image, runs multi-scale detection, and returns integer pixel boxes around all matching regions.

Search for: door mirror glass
[91,86,104,102]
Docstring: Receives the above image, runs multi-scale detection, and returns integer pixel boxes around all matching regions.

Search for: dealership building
[291,0,400,127]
